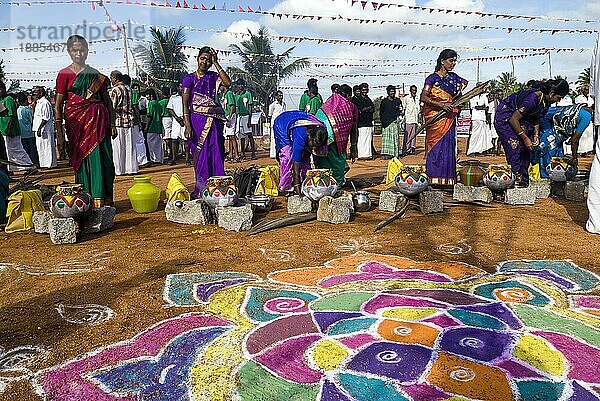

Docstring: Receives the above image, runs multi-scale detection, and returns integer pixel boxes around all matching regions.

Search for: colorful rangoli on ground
[34,252,600,400]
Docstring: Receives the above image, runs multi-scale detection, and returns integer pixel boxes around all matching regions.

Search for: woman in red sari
[54,35,117,207]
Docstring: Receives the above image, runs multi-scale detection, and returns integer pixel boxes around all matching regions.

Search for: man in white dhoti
[166,86,187,165]
[467,91,493,155]
[401,85,420,156]
[132,83,149,166]
[573,85,595,155]
[235,80,256,160]
[222,86,239,163]
[268,90,286,158]
[0,82,33,172]
[144,89,164,164]
[586,32,600,234]
[109,70,138,175]
[32,87,56,169]
[128,79,148,167]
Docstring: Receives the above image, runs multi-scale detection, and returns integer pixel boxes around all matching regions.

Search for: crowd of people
[1,35,600,233]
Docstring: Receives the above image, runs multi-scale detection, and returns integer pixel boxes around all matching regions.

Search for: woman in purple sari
[494,79,569,187]
[421,49,468,187]
[182,47,231,197]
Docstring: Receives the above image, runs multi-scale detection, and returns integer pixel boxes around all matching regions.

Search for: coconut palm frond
[133,27,188,88]
[226,25,309,106]
[280,59,311,78]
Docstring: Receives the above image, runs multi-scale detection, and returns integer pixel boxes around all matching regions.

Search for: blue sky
[1,0,599,105]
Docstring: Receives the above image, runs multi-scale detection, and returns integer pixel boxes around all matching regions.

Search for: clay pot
[394,165,429,196]
[202,175,238,208]
[127,176,161,213]
[457,160,486,186]
[301,169,338,201]
[546,157,577,182]
[483,165,515,191]
[50,184,92,218]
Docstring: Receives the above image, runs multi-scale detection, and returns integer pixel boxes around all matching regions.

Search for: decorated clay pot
[394,165,429,196]
[546,157,577,182]
[202,175,237,208]
[50,184,92,218]
[127,176,161,213]
[301,169,338,201]
[457,160,486,186]
[483,165,516,191]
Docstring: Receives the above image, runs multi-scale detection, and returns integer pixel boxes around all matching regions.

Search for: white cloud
[206,20,262,50]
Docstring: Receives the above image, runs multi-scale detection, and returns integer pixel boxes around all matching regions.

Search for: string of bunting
[86,1,600,36]
[125,22,591,53]
[344,0,600,24]
[3,0,599,35]
[311,71,430,78]
[0,21,115,32]
[268,33,588,53]
[3,0,598,25]
[312,52,549,68]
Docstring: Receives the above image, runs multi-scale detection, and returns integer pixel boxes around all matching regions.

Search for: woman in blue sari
[420,49,468,187]
[535,104,592,177]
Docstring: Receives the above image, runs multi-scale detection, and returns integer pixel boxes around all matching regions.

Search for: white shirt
[575,94,594,107]
[166,94,183,118]
[0,102,6,114]
[469,94,488,121]
[268,100,286,122]
[401,95,420,124]
[487,98,498,120]
[32,96,54,132]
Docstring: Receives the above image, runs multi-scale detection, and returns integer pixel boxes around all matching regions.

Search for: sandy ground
[0,137,599,400]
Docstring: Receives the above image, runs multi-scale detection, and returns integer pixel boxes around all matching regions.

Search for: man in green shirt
[298,78,323,115]
[144,89,164,164]
[223,87,240,162]
[235,79,256,160]
[0,82,33,172]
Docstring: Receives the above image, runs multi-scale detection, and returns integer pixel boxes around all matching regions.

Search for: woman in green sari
[54,35,116,207]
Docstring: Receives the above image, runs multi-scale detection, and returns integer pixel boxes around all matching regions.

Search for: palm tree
[497,72,519,95]
[227,26,310,106]
[486,79,499,92]
[576,67,590,93]
[133,27,188,91]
